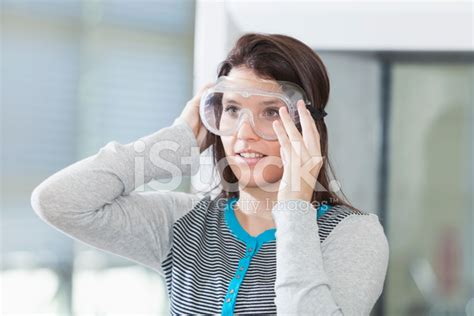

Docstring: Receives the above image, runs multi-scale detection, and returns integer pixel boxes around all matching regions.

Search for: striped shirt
[161,195,369,314]
[31,117,390,315]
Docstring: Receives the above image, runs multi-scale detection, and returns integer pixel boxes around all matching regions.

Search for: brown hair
[203,32,359,211]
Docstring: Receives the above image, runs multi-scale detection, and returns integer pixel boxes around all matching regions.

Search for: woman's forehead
[227,66,268,81]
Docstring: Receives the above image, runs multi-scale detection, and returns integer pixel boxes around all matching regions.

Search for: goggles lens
[200,76,308,140]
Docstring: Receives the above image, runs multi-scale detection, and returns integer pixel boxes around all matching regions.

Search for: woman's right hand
[178,82,215,153]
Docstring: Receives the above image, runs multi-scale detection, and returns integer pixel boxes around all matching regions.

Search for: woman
[31,33,389,315]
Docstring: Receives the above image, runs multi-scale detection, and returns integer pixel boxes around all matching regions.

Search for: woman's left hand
[272,100,324,204]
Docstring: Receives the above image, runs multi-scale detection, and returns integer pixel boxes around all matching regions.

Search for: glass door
[385,60,473,315]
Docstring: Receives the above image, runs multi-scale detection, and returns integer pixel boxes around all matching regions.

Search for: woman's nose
[236,120,260,141]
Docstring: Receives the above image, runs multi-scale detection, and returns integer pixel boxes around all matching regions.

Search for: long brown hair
[203,32,359,211]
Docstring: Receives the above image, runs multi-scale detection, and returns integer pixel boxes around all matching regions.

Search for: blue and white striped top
[161,196,340,314]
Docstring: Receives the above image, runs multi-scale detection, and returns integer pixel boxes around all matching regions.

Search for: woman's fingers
[191,82,215,107]
[297,101,322,158]
[278,104,309,159]
[278,106,302,142]
[273,100,325,198]
[273,120,291,151]
[288,100,324,176]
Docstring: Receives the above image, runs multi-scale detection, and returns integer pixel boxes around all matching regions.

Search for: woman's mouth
[235,152,267,166]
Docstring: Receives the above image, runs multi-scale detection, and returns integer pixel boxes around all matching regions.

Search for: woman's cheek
[257,155,283,185]
[241,155,284,188]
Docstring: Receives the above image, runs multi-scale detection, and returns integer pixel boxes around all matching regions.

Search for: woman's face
[220,66,284,190]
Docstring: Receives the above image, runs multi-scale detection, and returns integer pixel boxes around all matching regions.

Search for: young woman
[31,33,389,315]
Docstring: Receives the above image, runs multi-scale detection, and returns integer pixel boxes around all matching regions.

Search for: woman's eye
[224,105,239,113]
[264,108,280,118]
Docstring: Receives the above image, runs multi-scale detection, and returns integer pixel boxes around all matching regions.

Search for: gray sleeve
[271,200,389,315]
[30,117,202,277]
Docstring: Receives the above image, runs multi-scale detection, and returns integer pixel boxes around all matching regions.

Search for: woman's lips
[234,154,267,167]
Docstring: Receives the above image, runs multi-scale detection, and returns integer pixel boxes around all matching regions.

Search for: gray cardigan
[31,116,389,315]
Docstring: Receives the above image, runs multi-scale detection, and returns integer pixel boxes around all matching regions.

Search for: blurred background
[1,0,473,315]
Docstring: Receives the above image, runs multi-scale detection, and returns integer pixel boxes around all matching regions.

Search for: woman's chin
[236,173,281,192]
[227,156,283,191]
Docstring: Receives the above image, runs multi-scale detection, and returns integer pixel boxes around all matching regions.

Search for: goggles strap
[306,105,328,120]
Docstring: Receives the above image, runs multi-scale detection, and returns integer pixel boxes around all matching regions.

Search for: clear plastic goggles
[199,76,326,141]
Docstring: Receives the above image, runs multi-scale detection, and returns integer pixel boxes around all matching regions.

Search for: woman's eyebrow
[223,98,282,106]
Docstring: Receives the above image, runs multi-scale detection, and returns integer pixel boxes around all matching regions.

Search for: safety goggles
[199,76,327,141]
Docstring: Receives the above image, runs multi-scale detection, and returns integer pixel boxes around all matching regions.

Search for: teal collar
[221,197,331,316]
[224,197,276,248]
[224,197,332,249]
